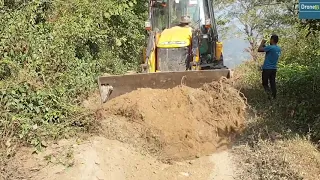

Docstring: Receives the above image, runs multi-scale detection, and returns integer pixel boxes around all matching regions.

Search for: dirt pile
[101,78,247,162]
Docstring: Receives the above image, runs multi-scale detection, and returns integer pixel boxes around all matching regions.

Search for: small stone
[180,172,190,177]
[32,124,38,130]
[31,167,40,172]
[50,157,57,163]
[5,139,11,147]
[67,159,74,167]
[41,141,48,147]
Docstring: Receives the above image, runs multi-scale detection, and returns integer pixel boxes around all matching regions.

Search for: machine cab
[143,0,224,72]
[146,0,215,32]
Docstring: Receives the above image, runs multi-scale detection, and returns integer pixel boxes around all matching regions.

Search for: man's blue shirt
[262,45,281,69]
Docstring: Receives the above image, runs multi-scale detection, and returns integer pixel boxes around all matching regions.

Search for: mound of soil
[101,78,247,162]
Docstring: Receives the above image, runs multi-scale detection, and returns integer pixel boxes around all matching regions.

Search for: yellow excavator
[98,0,231,103]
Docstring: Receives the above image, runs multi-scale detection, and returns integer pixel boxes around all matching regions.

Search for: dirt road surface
[7,136,237,180]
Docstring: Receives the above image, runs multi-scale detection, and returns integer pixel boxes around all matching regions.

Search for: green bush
[0,0,148,150]
[239,25,320,141]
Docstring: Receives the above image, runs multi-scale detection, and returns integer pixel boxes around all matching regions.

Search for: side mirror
[145,21,152,31]
[205,19,211,28]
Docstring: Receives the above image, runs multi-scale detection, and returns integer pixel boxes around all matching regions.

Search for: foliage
[0,0,148,151]
[275,28,320,140]
[231,0,320,142]
[237,30,320,142]
[214,0,289,61]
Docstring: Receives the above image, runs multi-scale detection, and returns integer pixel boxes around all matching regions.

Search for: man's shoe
[267,95,271,100]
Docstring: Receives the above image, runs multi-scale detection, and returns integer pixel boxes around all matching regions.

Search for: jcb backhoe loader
[98,0,231,103]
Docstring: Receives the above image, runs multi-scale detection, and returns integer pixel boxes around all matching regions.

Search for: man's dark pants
[262,69,277,99]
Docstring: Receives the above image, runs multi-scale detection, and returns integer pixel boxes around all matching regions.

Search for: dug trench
[3,77,247,180]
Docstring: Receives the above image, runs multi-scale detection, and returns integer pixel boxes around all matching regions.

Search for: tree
[214,0,288,61]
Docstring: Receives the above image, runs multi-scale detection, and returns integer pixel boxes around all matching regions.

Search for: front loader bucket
[98,69,230,103]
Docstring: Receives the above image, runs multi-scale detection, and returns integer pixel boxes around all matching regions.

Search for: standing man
[258,34,281,100]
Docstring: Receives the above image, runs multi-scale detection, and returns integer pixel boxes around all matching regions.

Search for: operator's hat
[180,16,191,24]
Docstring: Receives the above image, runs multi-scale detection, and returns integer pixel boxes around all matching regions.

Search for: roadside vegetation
[226,0,320,148]
[0,0,147,164]
[221,0,320,178]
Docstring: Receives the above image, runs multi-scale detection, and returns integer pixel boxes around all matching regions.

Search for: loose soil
[100,78,247,162]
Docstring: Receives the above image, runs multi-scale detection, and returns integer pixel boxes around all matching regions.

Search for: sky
[221,21,251,69]
[214,4,251,69]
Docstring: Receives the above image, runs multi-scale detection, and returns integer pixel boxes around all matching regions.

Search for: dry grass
[232,115,320,180]
[231,61,320,179]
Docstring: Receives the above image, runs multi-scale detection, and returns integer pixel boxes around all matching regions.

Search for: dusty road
[8,136,237,180]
